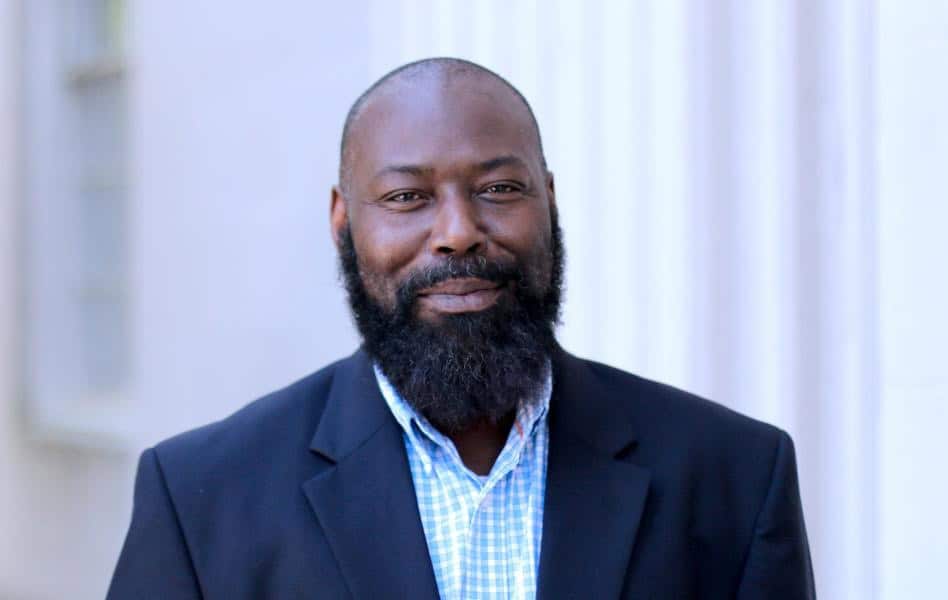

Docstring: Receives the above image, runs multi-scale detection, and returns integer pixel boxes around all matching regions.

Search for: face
[331,72,562,432]
[331,74,556,320]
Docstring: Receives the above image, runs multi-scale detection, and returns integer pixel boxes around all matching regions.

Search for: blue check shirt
[374,366,551,600]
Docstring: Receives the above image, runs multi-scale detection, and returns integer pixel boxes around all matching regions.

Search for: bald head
[338,57,546,191]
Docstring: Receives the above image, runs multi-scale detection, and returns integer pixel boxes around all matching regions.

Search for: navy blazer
[108,348,815,599]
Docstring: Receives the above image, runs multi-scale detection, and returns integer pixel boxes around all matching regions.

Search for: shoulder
[149,353,352,485]
[563,354,797,526]
[595,358,780,432]
[562,353,788,463]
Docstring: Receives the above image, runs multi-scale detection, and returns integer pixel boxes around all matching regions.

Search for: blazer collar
[308,346,641,462]
[308,348,392,462]
[537,347,652,599]
[548,346,641,454]
[303,347,651,600]
[303,348,440,600]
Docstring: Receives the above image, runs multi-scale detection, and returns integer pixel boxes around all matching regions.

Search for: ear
[330,185,348,248]
[545,170,557,213]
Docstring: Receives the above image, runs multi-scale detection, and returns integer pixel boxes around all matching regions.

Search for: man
[108,58,815,599]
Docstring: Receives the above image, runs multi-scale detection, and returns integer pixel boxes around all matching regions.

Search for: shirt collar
[373,363,552,476]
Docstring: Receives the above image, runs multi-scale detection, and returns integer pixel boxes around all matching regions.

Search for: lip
[417,277,502,296]
[416,277,505,314]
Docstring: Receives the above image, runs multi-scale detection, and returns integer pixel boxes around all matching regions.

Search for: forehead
[346,75,541,182]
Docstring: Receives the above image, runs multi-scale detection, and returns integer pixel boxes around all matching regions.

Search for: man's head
[331,57,563,432]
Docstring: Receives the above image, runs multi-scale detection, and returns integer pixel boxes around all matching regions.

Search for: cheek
[351,217,428,301]
[485,204,553,274]
[498,210,553,292]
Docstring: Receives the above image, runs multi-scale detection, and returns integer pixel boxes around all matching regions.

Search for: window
[23,0,131,443]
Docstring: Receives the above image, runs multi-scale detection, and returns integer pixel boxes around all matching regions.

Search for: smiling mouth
[416,277,505,314]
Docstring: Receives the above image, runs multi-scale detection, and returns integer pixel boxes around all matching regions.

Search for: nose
[429,191,486,256]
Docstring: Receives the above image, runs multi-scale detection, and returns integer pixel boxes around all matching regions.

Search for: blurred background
[1,0,946,598]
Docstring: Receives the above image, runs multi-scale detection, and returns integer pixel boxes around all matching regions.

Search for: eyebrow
[373,155,530,181]
[374,164,434,178]
[475,154,530,173]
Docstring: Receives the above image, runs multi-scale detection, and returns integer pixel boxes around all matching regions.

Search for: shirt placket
[377,362,551,600]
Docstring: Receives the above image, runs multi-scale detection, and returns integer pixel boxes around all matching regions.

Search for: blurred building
[1,1,946,598]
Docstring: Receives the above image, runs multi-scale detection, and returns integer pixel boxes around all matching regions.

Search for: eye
[480,182,523,196]
[382,190,426,206]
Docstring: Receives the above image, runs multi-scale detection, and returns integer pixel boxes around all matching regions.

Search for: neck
[447,412,516,476]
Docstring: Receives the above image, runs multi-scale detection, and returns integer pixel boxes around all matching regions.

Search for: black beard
[338,213,564,433]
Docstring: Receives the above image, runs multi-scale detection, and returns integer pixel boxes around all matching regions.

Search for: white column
[0,0,23,592]
[877,1,948,598]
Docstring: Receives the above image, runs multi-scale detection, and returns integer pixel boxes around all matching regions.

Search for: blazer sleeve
[107,448,203,600]
[736,431,816,600]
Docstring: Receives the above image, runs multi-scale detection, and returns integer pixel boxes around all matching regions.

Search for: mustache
[395,255,522,308]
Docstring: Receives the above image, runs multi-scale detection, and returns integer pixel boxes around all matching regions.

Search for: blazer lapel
[301,350,439,600]
[537,349,651,600]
